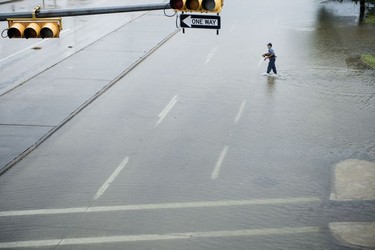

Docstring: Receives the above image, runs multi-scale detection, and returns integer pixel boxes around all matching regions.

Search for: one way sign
[180,14,221,30]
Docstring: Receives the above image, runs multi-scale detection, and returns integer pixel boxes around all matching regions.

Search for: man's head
[267,43,272,48]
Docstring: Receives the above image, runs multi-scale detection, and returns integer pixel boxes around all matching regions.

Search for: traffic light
[7,18,62,39]
[170,0,186,11]
[170,0,223,13]
[202,0,223,12]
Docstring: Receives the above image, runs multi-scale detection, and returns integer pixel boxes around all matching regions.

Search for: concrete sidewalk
[330,159,375,249]
[0,11,178,174]
[330,159,375,201]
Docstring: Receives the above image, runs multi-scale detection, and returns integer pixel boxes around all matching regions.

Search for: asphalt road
[0,0,374,249]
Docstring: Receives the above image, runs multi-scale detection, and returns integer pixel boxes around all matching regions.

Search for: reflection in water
[267,76,276,94]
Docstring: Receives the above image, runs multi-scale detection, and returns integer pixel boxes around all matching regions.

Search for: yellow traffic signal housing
[7,17,62,39]
[170,0,223,13]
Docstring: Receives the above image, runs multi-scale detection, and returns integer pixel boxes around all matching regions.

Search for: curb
[330,159,375,201]
[330,159,375,248]
[329,222,375,248]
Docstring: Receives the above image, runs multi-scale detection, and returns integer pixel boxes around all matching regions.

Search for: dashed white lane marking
[230,20,238,32]
[234,100,247,124]
[156,95,178,127]
[93,157,129,200]
[0,197,321,217]
[204,46,218,65]
[211,145,229,179]
[0,226,321,248]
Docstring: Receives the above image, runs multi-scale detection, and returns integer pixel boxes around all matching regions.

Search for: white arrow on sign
[182,15,219,28]
[182,15,192,28]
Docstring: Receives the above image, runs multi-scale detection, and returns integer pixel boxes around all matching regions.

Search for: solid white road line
[211,146,229,180]
[60,28,71,34]
[0,197,321,217]
[156,95,178,127]
[234,100,247,124]
[93,157,129,200]
[0,226,321,248]
[204,46,218,65]
[0,40,49,64]
[0,28,71,64]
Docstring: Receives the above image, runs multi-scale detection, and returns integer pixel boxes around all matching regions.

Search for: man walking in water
[262,43,277,76]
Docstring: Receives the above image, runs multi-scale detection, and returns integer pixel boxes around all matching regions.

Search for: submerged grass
[361,54,375,69]
[365,14,375,24]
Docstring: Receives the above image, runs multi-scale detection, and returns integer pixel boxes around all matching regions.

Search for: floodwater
[220,0,375,160]
[219,1,375,246]
[285,0,375,160]
[0,0,374,249]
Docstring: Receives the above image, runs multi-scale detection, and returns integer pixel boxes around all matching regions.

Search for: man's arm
[262,52,272,60]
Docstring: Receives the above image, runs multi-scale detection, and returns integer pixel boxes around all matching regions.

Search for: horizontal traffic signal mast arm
[0,3,171,22]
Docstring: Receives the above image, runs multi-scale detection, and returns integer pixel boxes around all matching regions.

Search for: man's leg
[273,63,277,74]
[267,61,273,74]
[269,59,277,74]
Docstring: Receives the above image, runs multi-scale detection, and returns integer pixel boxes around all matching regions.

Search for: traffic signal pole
[0,1,224,38]
[0,3,171,22]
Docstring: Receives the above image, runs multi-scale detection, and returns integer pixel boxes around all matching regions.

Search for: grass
[361,54,375,68]
[365,13,375,24]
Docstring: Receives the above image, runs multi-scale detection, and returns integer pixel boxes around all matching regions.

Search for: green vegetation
[365,13,375,24]
[361,54,375,68]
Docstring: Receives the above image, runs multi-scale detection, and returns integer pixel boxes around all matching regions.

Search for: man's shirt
[268,48,276,59]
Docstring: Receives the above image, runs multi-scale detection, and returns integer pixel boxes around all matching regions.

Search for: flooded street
[0,0,374,249]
